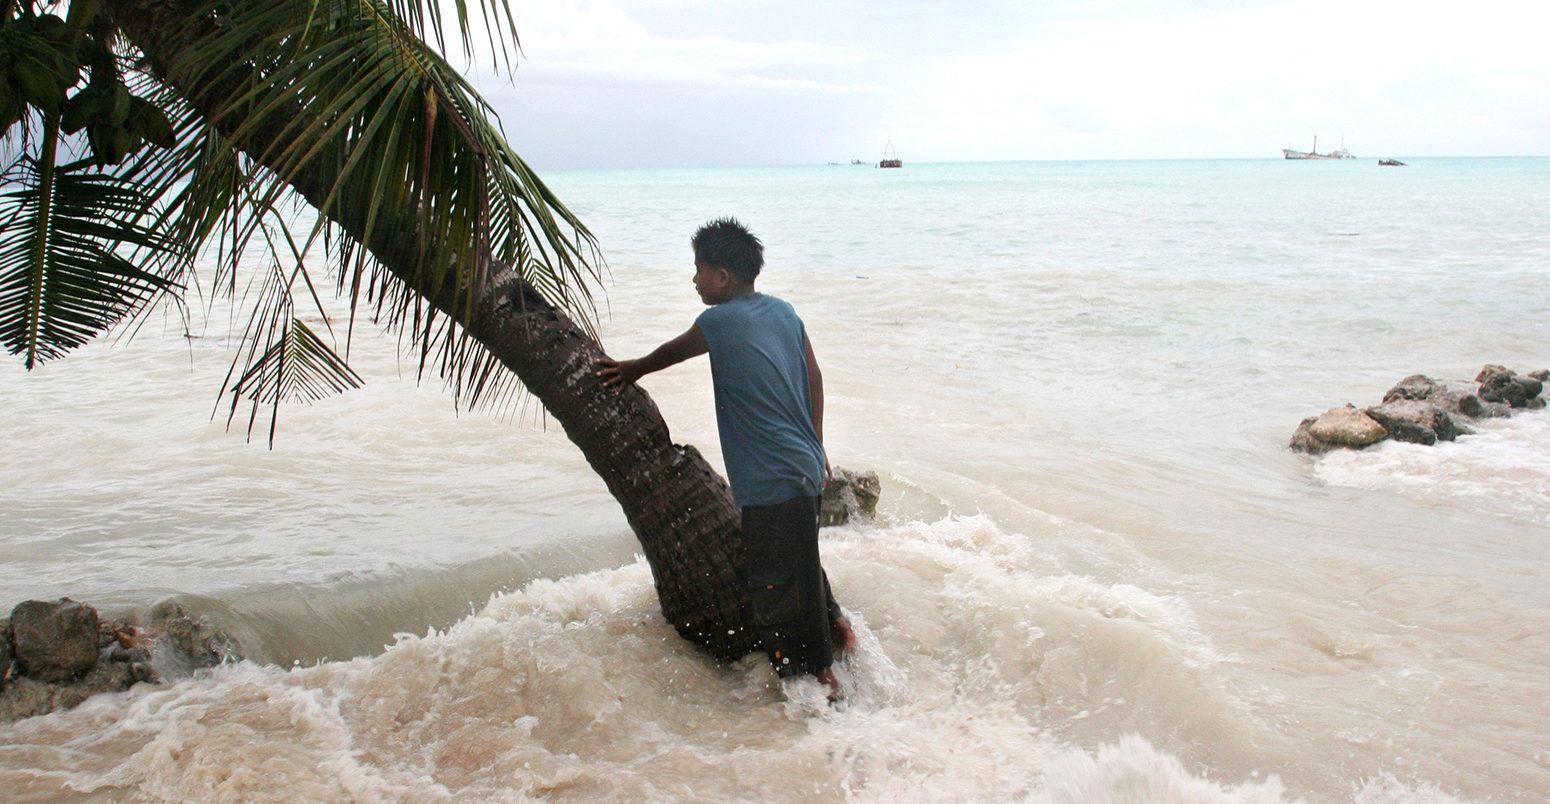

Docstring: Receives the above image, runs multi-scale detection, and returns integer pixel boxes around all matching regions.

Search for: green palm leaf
[0,147,183,368]
[228,316,364,445]
[6,0,603,431]
[129,0,601,409]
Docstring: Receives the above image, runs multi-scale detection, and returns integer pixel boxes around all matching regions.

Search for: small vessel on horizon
[1283,135,1354,160]
[1379,158,1407,166]
[879,140,902,168]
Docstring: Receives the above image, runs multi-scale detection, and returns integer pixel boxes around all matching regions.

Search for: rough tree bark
[112,0,760,660]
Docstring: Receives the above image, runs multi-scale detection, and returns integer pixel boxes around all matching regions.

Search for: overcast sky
[460,0,1550,169]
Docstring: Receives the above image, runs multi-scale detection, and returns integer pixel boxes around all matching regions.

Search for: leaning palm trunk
[112,0,759,661]
[446,266,760,662]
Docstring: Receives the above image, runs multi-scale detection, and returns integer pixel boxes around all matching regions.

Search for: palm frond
[229,315,362,406]
[369,0,521,69]
[228,315,364,445]
[0,140,183,368]
[143,0,602,410]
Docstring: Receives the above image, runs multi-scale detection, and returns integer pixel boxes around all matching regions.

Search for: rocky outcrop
[1382,374,1484,420]
[1364,399,1458,446]
[1,598,239,723]
[821,467,882,527]
[10,599,101,683]
[1477,365,1546,410]
[1290,404,1389,454]
[1290,364,1546,455]
[0,622,12,688]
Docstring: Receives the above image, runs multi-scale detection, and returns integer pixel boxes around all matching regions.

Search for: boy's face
[693,259,737,305]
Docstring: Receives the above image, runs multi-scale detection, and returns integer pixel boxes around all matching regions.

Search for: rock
[2,598,243,722]
[1476,364,1512,383]
[1296,364,1545,456]
[0,676,61,722]
[1290,405,1389,454]
[1479,371,1530,408]
[10,599,103,683]
[1478,401,1514,418]
[1307,404,1388,448]
[108,641,153,667]
[1382,374,1484,420]
[149,601,236,671]
[1364,401,1457,446]
[1445,389,1484,419]
[0,619,13,691]
[0,659,136,723]
[1288,416,1327,454]
[1383,374,1444,403]
[1474,365,1542,408]
[1414,387,1481,422]
[820,468,881,527]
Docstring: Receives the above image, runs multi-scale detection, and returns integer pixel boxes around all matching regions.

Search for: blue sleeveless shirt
[695,293,826,507]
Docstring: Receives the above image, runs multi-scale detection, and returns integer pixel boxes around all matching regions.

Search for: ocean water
[2,157,1548,802]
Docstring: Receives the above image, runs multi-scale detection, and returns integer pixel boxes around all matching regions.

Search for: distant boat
[1283,135,1354,160]
[1378,158,1406,166]
[850,157,865,165]
[878,140,903,168]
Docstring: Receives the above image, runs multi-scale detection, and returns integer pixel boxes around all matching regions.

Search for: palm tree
[0,0,759,660]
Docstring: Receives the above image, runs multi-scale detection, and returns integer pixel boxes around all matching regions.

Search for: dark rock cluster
[820,467,882,527]
[1290,365,1547,455]
[1,598,239,722]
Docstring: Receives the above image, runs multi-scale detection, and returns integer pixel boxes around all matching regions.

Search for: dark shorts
[741,494,842,678]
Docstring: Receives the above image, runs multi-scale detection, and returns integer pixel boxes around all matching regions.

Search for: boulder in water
[1382,374,1482,420]
[1364,400,1457,446]
[146,600,234,674]
[1289,404,1388,454]
[0,620,13,691]
[10,599,104,683]
[1477,367,1543,409]
[1382,374,1444,403]
[1293,363,1546,455]
[1479,371,1528,408]
[821,467,881,527]
[0,658,139,722]
[1475,364,1511,384]
[2,598,240,722]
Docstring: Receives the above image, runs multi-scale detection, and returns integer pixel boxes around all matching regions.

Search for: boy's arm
[596,324,709,391]
[805,335,831,479]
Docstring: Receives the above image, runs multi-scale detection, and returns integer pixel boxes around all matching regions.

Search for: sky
[457,0,1550,169]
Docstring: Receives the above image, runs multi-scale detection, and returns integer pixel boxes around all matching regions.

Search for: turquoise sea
[3,157,1549,802]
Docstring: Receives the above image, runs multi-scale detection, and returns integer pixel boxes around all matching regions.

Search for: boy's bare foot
[817,667,842,700]
[831,616,858,656]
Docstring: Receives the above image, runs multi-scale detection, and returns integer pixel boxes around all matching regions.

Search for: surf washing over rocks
[1290,364,1547,454]
[0,517,1468,802]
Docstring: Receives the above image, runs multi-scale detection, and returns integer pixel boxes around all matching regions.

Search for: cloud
[882,0,1550,159]
[458,0,1550,166]
[463,0,886,167]
[497,0,870,92]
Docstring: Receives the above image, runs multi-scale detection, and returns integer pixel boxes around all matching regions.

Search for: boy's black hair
[692,217,763,284]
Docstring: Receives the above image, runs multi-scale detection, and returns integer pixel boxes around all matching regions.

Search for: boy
[597,217,856,696]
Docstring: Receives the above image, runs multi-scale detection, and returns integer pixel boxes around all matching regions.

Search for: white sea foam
[0,515,1491,803]
[1314,411,1550,525]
